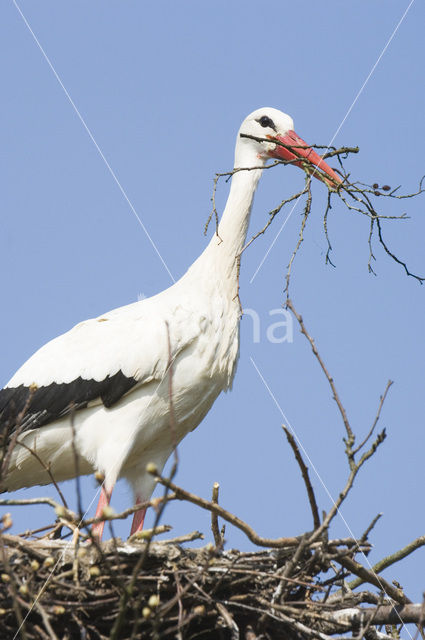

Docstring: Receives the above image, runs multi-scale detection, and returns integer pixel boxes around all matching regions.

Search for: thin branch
[282,425,320,530]
[34,600,59,640]
[240,185,309,255]
[149,469,300,549]
[324,189,336,267]
[208,140,424,287]
[336,555,410,605]
[358,512,383,544]
[216,602,240,640]
[155,530,204,545]
[284,175,313,297]
[368,217,377,275]
[348,535,425,591]
[0,496,67,511]
[286,299,355,448]
[211,482,224,548]
[376,217,424,283]
[309,428,386,541]
[14,441,69,509]
[353,381,393,455]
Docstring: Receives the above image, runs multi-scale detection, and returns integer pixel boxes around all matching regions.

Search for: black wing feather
[0,371,138,436]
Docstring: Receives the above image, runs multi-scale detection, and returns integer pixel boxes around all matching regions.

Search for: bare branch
[286,299,355,447]
[207,140,424,288]
[348,535,425,591]
[282,425,320,530]
[376,217,424,283]
[211,482,224,548]
[149,469,300,548]
[284,176,313,298]
[16,441,69,509]
[336,555,411,605]
[353,381,393,455]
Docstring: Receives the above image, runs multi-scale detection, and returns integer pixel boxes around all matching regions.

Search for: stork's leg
[130,497,146,536]
[92,485,113,541]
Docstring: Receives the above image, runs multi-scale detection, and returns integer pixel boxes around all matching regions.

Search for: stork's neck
[203,166,263,279]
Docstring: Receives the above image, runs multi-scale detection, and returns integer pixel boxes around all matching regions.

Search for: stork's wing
[0,297,202,435]
[0,372,139,433]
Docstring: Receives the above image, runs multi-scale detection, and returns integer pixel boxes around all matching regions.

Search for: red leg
[92,485,112,541]
[130,497,146,536]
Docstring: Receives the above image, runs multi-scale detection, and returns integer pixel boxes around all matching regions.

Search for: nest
[1,530,423,640]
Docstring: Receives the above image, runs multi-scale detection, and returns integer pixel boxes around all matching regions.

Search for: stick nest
[1,531,423,640]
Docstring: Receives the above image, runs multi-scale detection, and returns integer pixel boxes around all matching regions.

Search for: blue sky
[1,0,424,609]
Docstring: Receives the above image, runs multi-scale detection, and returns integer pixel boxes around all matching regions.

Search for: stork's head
[236,107,341,189]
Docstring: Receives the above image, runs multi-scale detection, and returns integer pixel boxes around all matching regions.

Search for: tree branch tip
[146,462,159,475]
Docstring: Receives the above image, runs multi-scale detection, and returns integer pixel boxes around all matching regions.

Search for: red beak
[268,130,341,189]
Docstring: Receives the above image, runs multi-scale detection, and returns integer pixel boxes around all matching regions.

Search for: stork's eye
[257,115,276,130]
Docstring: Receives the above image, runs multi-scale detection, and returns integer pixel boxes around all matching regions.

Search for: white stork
[0,108,340,539]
